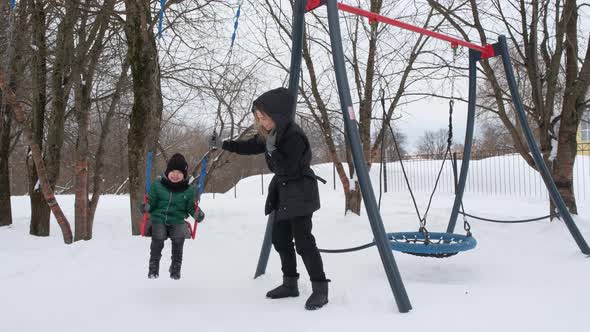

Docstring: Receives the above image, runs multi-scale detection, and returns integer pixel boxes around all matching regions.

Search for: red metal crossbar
[306,1,496,59]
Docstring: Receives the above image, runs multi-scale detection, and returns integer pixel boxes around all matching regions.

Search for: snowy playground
[1,163,589,332]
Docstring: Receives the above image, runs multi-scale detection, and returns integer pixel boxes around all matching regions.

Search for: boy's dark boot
[148,239,164,279]
[169,238,184,280]
[305,280,329,310]
[169,262,181,280]
[148,257,160,279]
[266,276,299,299]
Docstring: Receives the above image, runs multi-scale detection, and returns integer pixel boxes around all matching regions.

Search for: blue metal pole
[496,35,590,255]
[287,0,305,107]
[325,0,411,313]
[254,212,275,278]
[446,49,479,233]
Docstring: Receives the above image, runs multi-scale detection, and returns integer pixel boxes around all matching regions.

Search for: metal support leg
[496,35,590,255]
[254,211,276,278]
[326,0,412,313]
[446,50,479,233]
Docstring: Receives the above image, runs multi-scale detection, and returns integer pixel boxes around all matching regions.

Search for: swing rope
[376,46,477,257]
[379,87,458,240]
[459,211,560,223]
[192,2,245,181]
[318,241,376,254]
[190,153,209,239]
[158,0,166,38]
[211,1,244,141]
[320,30,471,255]
[384,45,555,229]
[379,90,423,225]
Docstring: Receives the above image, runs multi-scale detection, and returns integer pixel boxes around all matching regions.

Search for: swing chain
[463,218,472,236]
[447,99,454,149]
[419,219,432,244]
[447,44,458,151]
[209,129,219,151]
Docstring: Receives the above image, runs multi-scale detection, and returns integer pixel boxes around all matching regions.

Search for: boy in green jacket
[146,153,204,280]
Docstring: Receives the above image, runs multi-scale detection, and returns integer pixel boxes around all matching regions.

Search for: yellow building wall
[578,127,590,156]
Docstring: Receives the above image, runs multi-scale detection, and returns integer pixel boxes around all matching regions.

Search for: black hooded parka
[222,88,321,221]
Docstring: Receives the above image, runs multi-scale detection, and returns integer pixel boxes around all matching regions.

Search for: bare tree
[123,0,165,235]
[380,124,407,161]
[26,0,52,236]
[198,54,263,188]
[477,119,513,152]
[45,0,79,215]
[0,1,20,227]
[252,0,443,214]
[70,0,117,241]
[416,128,448,158]
[88,59,131,233]
[428,0,590,214]
[0,72,74,243]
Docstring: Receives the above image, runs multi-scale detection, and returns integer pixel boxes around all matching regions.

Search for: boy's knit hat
[165,153,188,179]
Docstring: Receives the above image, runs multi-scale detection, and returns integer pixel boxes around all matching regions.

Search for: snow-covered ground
[1,163,589,332]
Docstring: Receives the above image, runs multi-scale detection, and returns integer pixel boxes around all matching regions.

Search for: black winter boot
[305,280,329,310]
[169,262,181,280]
[169,238,184,280]
[148,239,164,279]
[266,276,299,299]
[148,257,160,279]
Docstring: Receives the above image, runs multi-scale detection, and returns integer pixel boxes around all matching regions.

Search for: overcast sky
[164,1,590,154]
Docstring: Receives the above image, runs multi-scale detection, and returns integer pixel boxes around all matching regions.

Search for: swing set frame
[250,0,590,313]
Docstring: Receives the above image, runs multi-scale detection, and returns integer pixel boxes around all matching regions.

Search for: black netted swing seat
[387,232,477,258]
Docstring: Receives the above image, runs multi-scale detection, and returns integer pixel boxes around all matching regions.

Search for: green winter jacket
[148,180,196,225]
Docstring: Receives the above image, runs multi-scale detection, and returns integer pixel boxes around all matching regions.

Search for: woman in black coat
[220,87,329,310]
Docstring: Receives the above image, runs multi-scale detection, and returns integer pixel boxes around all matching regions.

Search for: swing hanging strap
[141,151,153,237]
[379,91,452,238]
[190,150,210,239]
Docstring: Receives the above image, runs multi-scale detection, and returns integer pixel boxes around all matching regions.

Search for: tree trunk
[73,77,90,241]
[0,70,73,244]
[0,2,18,227]
[300,28,361,215]
[28,0,50,236]
[343,132,361,214]
[552,113,578,214]
[357,0,382,164]
[124,0,164,235]
[0,97,12,227]
[551,0,589,215]
[45,0,78,196]
[0,97,12,226]
[347,2,381,215]
[345,188,361,215]
[72,0,113,241]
